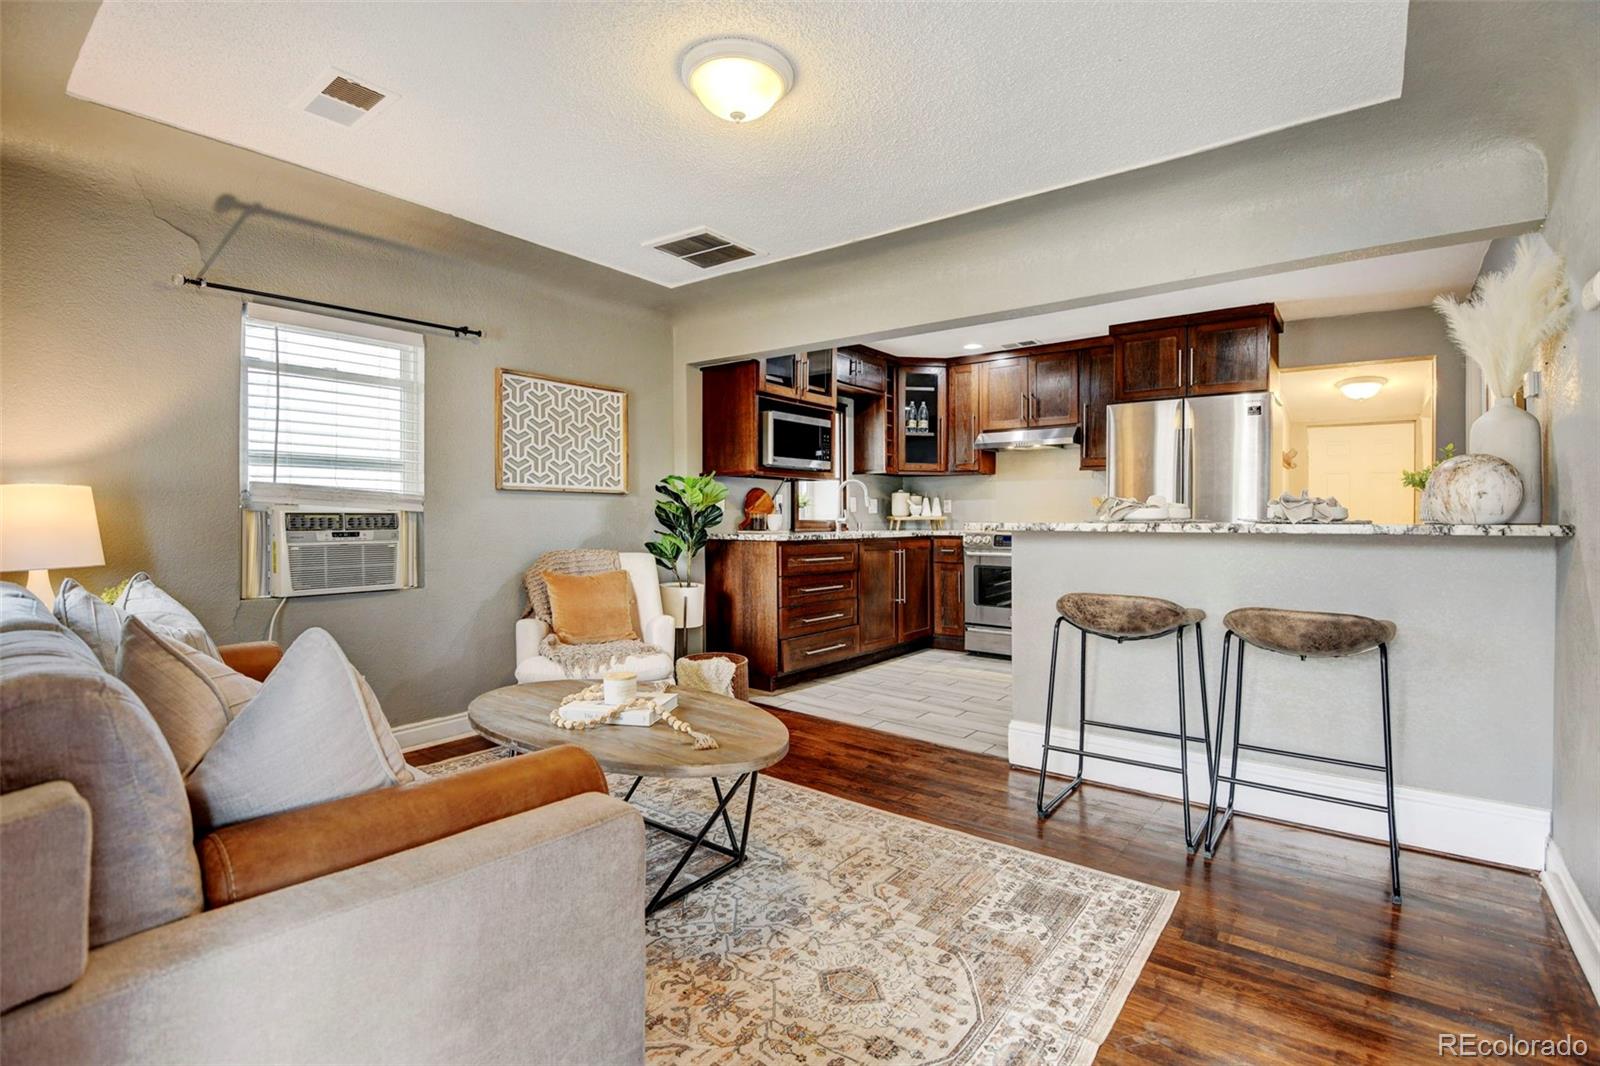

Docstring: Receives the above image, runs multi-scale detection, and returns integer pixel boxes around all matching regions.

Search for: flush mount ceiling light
[1336,375,1388,400]
[963,343,984,351]
[680,38,794,123]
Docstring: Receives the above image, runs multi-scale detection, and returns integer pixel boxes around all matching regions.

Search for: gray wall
[0,21,674,728]
[1535,11,1600,915]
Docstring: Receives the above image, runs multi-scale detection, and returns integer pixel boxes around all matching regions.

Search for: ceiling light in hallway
[1336,375,1388,400]
[680,38,794,123]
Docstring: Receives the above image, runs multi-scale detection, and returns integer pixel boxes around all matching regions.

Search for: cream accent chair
[514,553,675,683]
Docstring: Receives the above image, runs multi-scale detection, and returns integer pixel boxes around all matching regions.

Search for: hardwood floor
[410,711,1599,1064]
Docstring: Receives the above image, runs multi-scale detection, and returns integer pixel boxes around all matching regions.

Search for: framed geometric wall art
[495,368,628,493]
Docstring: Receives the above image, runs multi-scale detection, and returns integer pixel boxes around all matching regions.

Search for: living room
[1,3,1597,1064]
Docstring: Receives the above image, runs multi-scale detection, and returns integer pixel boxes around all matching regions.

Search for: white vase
[659,583,704,630]
[1468,398,1542,523]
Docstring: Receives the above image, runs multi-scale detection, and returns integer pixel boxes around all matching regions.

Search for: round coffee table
[468,680,789,913]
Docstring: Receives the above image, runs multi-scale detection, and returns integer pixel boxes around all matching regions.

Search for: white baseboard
[394,711,473,752]
[1009,720,1550,870]
[1542,840,1600,1003]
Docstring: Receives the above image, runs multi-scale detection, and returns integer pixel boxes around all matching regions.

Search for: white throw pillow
[117,617,261,776]
[185,627,416,832]
[53,578,124,672]
[116,572,220,659]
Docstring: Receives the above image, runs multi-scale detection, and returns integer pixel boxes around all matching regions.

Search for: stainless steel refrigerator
[1105,392,1272,521]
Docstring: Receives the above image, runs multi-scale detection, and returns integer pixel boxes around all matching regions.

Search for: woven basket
[680,652,750,702]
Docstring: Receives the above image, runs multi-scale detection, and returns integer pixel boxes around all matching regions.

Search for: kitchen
[697,245,1571,868]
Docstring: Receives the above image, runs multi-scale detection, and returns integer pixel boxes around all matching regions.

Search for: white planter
[1468,398,1542,523]
[659,583,705,630]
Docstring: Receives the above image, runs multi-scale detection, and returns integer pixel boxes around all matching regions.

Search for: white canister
[891,490,911,518]
[603,671,638,706]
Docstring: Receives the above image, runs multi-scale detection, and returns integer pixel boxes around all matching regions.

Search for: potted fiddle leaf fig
[646,473,727,630]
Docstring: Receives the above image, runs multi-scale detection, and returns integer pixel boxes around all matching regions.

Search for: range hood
[973,425,1079,450]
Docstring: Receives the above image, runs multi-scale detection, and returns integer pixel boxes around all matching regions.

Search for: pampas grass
[1434,235,1573,400]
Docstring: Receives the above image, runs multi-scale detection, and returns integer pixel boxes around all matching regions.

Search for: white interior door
[1305,421,1417,523]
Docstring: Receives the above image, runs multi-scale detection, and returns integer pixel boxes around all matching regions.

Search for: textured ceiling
[66,1,1408,288]
[874,242,1488,359]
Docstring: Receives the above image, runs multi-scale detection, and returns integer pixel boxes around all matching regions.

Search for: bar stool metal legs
[1204,625,1402,904]
[1037,613,1215,853]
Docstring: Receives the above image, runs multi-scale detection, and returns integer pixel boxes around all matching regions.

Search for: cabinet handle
[799,612,846,624]
[799,555,847,563]
[804,642,849,656]
[798,583,846,593]
[1188,346,1195,390]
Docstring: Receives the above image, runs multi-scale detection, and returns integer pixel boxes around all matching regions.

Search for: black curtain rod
[175,275,483,338]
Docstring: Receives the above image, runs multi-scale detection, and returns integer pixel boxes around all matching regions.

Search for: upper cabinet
[947,363,995,474]
[1030,353,1080,426]
[758,349,835,407]
[976,351,1079,432]
[1076,344,1114,470]
[894,364,948,473]
[1110,304,1281,403]
[702,361,835,480]
[836,347,888,393]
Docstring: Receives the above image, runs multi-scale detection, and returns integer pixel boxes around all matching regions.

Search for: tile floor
[755,648,1013,756]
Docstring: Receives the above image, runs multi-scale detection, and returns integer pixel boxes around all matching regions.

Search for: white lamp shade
[0,484,105,571]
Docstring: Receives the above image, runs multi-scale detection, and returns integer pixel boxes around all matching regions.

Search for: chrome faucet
[836,479,870,531]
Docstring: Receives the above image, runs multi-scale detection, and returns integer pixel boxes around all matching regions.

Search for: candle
[602,670,638,706]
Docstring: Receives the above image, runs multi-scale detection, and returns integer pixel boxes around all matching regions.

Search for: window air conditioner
[241,506,422,599]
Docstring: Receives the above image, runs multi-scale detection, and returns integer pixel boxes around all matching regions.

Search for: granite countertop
[964,521,1574,538]
[709,529,947,542]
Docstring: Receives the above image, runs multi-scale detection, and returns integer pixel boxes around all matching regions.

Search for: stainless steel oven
[761,408,833,472]
[963,533,1012,657]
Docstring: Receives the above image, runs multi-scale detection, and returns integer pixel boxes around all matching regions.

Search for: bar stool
[1037,593,1215,852]
[1204,607,1401,903]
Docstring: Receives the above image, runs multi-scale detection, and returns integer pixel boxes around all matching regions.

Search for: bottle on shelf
[917,401,929,432]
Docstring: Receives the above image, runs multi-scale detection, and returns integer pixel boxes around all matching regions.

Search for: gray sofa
[0,582,646,1065]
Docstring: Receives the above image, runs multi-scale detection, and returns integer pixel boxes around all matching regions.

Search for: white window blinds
[241,303,424,509]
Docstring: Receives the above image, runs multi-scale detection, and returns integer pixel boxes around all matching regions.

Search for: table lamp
[0,484,105,603]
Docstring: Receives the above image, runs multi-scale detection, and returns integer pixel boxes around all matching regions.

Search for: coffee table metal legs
[625,772,759,914]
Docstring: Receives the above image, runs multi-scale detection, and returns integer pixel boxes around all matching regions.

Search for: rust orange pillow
[542,570,639,645]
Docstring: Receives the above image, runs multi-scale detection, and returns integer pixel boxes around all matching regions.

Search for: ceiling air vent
[652,231,757,269]
[303,72,392,127]
[1000,340,1040,350]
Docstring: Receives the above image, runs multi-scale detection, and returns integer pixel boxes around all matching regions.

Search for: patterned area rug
[423,747,1176,1065]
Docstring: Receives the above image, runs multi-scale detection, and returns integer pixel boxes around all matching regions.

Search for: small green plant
[645,474,728,586]
[1401,442,1456,491]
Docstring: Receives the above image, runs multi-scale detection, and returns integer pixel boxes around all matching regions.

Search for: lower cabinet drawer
[778,598,858,639]
[781,626,861,672]
[781,572,858,605]
[779,542,859,576]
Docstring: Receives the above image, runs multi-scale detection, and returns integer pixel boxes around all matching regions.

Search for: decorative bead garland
[550,684,720,750]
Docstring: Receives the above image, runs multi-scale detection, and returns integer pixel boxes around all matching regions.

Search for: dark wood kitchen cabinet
[932,536,964,646]
[1077,344,1114,470]
[976,350,1079,431]
[700,361,835,479]
[1030,352,1080,426]
[1111,304,1281,402]
[835,346,888,392]
[757,349,835,408]
[947,363,994,474]
[859,539,931,652]
[892,365,947,473]
[707,535,936,690]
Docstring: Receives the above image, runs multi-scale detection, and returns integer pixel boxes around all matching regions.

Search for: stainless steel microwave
[762,409,832,471]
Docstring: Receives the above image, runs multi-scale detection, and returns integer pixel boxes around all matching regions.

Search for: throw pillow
[53,578,125,672]
[116,572,220,659]
[542,569,639,645]
[117,617,261,776]
[185,627,416,832]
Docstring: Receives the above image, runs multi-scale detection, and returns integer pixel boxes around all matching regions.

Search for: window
[240,303,424,508]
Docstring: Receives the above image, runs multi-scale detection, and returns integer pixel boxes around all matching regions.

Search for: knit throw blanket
[522,549,664,678]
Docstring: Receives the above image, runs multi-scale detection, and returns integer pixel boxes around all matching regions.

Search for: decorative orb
[1420,454,1524,524]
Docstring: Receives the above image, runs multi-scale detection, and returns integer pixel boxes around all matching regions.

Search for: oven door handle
[965,551,1013,560]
